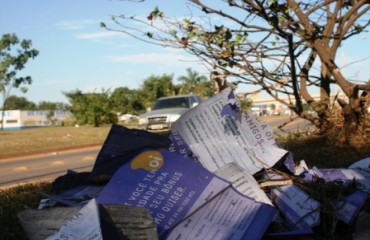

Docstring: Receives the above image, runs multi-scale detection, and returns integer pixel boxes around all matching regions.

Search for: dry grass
[0,125,112,158]
[0,182,52,240]
[0,125,369,239]
[279,134,370,168]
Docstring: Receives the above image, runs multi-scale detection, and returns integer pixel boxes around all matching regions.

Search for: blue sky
[1,0,369,104]
[1,0,210,104]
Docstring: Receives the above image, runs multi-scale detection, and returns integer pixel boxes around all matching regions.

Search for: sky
[1,0,369,104]
[1,0,211,104]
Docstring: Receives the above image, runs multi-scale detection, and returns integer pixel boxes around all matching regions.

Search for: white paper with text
[215,162,272,205]
[166,187,276,240]
[272,185,320,228]
[46,198,103,240]
[172,88,287,174]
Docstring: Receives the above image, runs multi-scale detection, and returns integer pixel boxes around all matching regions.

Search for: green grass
[0,125,112,157]
[0,125,121,239]
[0,182,51,240]
[279,134,370,168]
[0,126,369,239]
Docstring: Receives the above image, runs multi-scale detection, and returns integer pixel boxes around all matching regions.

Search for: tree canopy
[0,33,39,129]
[177,68,214,97]
[63,89,117,127]
[38,101,69,111]
[3,95,37,110]
[110,86,146,115]
[101,0,370,147]
[140,73,176,108]
[63,71,212,126]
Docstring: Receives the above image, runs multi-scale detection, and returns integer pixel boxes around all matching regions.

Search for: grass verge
[0,125,112,158]
[279,134,370,168]
[0,182,51,240]
[0,127,369,239]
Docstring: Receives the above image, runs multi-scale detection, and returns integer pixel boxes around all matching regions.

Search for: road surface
[0,146,101,189]
[0,116,314,189]
[260,115,316,136]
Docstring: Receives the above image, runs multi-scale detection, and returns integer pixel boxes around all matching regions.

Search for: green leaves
[0,34,39,88]
[147,6,164,20]
[234,32,248,44]
[63,89,117,127]
[272,35,280,46]
[169,29,178,38]
[99,22,106,28]
[183,19,198,37]
[0,33,39,129]
[354,24,363,33]
[0,34,18,50]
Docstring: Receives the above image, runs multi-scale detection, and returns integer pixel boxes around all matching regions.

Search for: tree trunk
[336,90,370,148]
[342,105,369,148]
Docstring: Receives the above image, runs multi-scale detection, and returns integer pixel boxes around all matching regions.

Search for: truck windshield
[152,97,190,110]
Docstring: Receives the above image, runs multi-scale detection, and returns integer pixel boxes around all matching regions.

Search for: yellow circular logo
[131,151,164,171]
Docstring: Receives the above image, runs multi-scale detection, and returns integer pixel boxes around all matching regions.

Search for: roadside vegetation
[0,34,39,131]
[0,125,111,158]
[103,1,370,149]
[1,2,369,237]
[0,125,369,239]
[0,182,51,240]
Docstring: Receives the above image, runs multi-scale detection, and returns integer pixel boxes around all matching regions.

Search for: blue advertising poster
[97,149,230,236]
[88,124,172,182]
[97,149,276,239]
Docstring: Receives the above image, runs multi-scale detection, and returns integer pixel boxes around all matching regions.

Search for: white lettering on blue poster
[97,150,230,237]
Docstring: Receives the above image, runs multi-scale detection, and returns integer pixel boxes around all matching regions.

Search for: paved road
[0,116,315,189]
[0,146,101,189]
[260,115,316,136]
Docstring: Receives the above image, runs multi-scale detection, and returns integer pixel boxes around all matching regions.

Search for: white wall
[0,110,71,129]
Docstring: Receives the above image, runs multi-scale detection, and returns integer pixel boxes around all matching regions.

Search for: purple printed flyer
[97,149,275,239]
[97,149,230,236]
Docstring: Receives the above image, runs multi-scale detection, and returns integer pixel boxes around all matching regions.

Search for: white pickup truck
[138,94,202,134]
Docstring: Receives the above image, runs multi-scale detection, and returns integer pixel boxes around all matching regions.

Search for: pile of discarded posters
[17,88,370,240]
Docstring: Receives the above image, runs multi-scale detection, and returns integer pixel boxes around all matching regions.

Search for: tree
[0,33,39,130]
[38,101,69,111]
[177,68,214,98]
[3,95,36,110]
[102,1,370,148]
[139,74,176,109]
[110,87,146,115]
[37,101,70,125]
[240,98,253,112]
[63,89,117,127]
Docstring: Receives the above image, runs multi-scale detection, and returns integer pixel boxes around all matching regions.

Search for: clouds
[102,51,208,76]
[56,19,98,30]
[103,52,196,65]
[75,31,123,40]
[57,17,129,44]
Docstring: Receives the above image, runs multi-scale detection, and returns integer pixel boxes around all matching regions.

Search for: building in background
[0,110,71,130]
